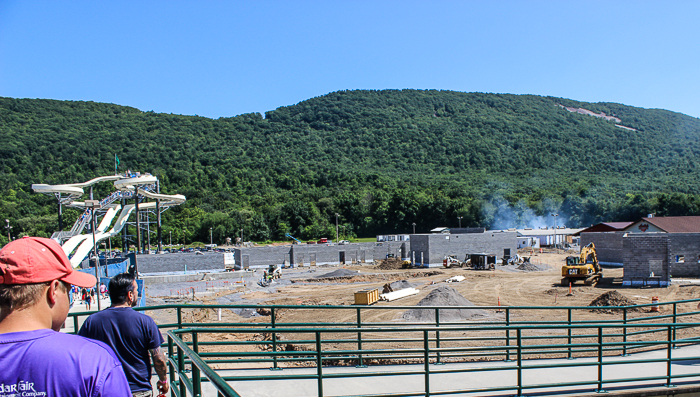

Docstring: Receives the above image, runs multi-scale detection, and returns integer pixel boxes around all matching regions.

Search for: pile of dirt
[314,269,359,279]
[389,280,416,290]
[517,262,549,271]
[402,286,488,322]
[376,258,405,270]
[588,291,641,313]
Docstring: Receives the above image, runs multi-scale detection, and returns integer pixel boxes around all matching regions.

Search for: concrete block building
[230,230,516,270]
[580,232,627,267]
[409,231,517,267]
[233,245,292,270]
[614,216,700,286]
[622,234,669,287]
[232,242,401,270]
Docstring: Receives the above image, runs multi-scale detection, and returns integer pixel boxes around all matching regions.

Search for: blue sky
[1,1,699,119]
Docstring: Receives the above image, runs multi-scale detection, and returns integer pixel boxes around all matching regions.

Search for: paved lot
[197,344,700,397]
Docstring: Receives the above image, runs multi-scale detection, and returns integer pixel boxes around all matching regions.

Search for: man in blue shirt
[0,237,131,397]
[80,272,168,397]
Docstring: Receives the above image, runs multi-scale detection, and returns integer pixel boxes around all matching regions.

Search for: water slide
[31,184,84,203]
[65,179,185,267]
[62,205,120,258]
[32,175,122,203]
[135,188,186,207]
[32,173,186,268]
[67,204,137,267]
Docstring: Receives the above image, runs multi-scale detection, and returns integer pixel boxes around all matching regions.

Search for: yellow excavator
[561,242,602,286]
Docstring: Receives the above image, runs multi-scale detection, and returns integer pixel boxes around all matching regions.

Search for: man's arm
[150,347,169,394]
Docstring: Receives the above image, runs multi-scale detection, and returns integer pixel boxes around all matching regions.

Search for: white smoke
[482,196,569,230]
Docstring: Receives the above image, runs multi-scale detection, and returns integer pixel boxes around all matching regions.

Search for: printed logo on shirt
[0,380,46,397]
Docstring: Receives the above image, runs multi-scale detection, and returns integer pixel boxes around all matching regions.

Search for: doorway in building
[339,251,345,264]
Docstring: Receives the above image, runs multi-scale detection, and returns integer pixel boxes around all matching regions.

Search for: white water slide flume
[32,173,186,268]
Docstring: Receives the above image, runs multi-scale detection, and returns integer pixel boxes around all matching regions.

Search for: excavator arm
[580,243,601,273]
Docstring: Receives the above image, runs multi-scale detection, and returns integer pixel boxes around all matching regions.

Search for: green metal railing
[166,322,700,397]
[167,330,241,397]
[65,297,700,396]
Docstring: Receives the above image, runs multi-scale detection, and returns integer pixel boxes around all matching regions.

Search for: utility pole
[458,216,463,229]
[335,213,339,243]
[412,222,416,234]
[169,230,172,247]
[4,219,11,242]
[210,227,213,246]
[56,194,63,231]
[551,213,559,252]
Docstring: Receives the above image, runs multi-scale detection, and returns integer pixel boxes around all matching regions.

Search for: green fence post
[177,344,186,397]
[505,308,511,362]
[168,337,175,397]
[356,307,366,368]
[316,331,323,397]
[597,327,605,393]
[672,303,678,349]
[517,328,522,397]
[177,307,182,329]
[191,330,201,396]
[567,308,573,359]
[73,315,79,335]
[667,325,675,388]
[424,330,431,397]
[434,308,443,365]
[270,307,281,371]
[622,308,628,356]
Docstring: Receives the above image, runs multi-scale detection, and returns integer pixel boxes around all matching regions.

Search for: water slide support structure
[156,180,162,253]
[135,191,141,254]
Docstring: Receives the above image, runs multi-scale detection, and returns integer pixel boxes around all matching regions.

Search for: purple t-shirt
[0,329,131,397]
[79,307,164,393]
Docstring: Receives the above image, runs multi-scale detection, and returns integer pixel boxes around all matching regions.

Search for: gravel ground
[403,286,489,322]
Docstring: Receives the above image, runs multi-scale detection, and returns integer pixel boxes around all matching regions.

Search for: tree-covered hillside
[1,90,700,245]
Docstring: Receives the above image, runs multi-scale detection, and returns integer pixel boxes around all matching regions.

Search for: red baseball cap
[0,236,97,288]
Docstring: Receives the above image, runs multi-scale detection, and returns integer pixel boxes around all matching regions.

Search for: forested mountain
[1,90,700,245]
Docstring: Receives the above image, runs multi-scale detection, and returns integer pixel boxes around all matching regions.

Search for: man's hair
[0,280,69,311]
[109,272,136,305]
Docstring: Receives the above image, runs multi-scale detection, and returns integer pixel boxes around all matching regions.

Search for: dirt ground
[147,248,700,334]
[145,249,700,369]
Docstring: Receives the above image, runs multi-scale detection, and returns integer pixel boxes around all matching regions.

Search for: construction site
[110,247,700,397]
[142,249,700,327]
[32,173,700,395]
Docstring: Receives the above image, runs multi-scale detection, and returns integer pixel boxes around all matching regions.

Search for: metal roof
[514,228,585,236]
[628,216,700,233]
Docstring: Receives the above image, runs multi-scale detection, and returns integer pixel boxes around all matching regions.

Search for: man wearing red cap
[0,237,131,397]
